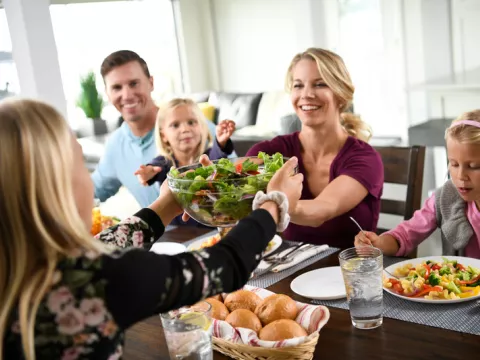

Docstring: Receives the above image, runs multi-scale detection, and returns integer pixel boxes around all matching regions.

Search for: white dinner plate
[187,233,282,256]
[150,242,186,255]
[383,256,480,304]
[290,266,347,300]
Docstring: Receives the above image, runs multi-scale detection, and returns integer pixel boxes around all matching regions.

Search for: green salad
[167,152,287,226]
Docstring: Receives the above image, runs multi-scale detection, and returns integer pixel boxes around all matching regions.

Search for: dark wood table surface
[124,227,479,359]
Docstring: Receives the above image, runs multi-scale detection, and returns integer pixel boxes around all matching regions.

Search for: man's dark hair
[100,50,151,79]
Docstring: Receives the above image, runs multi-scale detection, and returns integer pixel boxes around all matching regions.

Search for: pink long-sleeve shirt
[387,194,480,259]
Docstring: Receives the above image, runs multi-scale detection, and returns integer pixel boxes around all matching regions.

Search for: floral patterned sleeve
[100,209,276,329]
[95,208,165,250]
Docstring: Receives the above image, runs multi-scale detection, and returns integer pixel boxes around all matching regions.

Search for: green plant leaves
[76,71,104,119]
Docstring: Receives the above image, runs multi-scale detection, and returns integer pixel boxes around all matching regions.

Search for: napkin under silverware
[257,244,329,273]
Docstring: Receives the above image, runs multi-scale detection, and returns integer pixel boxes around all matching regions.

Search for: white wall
[211,0,316,92]
[175,0,220,93]
[3,0,67,116]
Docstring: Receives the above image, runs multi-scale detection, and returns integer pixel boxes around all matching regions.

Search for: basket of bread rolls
[204,285,330,360]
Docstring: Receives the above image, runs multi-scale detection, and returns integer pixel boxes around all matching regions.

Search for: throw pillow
[197,102,216,122]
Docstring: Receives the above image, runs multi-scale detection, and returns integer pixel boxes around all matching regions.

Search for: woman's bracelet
[252,191,290,232]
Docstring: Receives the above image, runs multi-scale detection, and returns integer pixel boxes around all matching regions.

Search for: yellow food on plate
[91,207,121,235]
[191,233,275,252]
[192,234,222,250]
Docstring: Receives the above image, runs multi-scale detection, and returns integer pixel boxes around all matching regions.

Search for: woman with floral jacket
[0,99,302,360]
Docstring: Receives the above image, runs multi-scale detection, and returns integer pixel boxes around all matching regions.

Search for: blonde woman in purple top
[247,48,384,248]
[355,110,480,259]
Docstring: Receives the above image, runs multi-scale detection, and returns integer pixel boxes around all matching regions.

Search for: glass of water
[339,247,383,329]
[160,301,213,360]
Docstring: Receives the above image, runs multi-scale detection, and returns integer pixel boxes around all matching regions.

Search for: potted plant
[76,71,108,135]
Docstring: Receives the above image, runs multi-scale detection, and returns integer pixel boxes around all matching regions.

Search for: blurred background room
[2,0,480,255]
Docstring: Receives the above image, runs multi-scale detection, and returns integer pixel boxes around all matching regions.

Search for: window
[337,0,407,139]
[49,0,182,126]
[0,9,20,99]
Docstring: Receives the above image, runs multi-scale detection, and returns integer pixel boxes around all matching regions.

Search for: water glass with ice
[339,247,383,329]
[160,301,213,360]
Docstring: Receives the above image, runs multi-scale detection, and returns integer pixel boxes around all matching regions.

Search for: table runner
[312,256,480,335]
[183,233,339,289]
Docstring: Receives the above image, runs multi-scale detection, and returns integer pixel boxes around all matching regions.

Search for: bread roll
[259,319,307,341]
[255,294,298,325]
[205,298,229,321]
[225,309,262,333]
[208,294,224,302]
[224,290,262,313]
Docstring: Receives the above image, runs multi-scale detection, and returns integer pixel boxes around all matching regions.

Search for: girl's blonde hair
[0,98,107,360]
[445,110,480,144]
[155,98,212,163]
[285,47,372,142]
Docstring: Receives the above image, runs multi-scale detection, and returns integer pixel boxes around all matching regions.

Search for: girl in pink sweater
[355,110,480,259]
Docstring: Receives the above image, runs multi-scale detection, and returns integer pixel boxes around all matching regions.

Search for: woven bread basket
[212,332,319,360]
[209,285,329,360]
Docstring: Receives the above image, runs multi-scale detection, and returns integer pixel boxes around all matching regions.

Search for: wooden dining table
[124,227,479,360]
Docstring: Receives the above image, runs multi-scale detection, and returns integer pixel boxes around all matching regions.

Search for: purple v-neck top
[246,132,384,248]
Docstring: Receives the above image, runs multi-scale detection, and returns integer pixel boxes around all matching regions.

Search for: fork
[263,243,314,263]
[350,217,404,280]
[262,242,306,261]
[253,243,313,277]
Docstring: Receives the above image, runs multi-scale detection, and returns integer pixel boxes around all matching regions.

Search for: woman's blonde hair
[445,110,480,144]
[0,98,107,360]
[285,47,372,142]
[155,98,212,164]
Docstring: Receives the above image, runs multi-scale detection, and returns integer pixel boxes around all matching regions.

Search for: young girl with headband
[355,110,480,259]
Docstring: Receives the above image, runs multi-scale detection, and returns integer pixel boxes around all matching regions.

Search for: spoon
[349,217,401,280]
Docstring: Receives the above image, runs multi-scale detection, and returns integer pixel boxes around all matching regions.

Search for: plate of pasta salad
[383,256,480,303]
[187,232,282,257]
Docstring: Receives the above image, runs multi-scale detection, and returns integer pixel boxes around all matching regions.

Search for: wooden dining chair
[374,145,426,258]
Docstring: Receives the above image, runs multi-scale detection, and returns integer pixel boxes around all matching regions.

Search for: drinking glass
[160,301,213,360]
[339,247,383,329]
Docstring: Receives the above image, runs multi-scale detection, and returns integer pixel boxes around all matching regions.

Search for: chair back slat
[380,199,405,216]
[374,145,426,258]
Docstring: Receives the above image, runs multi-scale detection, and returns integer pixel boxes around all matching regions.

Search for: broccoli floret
[439,266,451,276]
[457,272,471,281]
[428,273,441,286]
[468,266,480,276]
[442,257,457,266]
[446,281,461,295]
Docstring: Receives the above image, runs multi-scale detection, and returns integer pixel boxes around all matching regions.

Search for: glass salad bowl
[167,153,295,232]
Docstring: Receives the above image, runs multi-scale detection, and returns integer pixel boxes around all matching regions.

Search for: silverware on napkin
[253,243,314,278]
[262,242,306,261]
